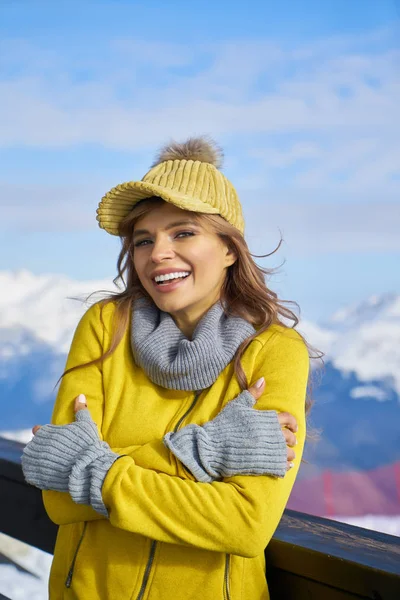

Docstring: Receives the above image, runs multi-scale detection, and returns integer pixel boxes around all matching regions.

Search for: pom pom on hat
[151,136,224,169]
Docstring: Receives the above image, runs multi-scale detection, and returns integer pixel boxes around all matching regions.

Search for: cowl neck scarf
[130,298,256,391]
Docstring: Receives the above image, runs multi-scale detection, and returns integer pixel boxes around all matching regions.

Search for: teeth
[154,271,190,283]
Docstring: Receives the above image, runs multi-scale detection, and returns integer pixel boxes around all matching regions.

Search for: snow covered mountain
[298,292,400,398]
[0,270,399,473]
[0,269,117,353]
[0,270,117,434]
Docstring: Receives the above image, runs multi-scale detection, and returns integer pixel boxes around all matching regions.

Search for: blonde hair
[62,197,323,419]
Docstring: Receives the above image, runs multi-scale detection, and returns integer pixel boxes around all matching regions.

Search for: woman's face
[132,202,236,331]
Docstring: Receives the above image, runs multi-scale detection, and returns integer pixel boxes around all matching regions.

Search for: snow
[328,320,400,393]
[297,320,337,355]
[327,293,400,329]
[333,515,400,537]
[0,533,52,600]
[0,270,117,353]
[0,564,50,599]
[0,430,33,444]
[299,291,400,396]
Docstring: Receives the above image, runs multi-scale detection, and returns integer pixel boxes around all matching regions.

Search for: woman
[22,137,310,600]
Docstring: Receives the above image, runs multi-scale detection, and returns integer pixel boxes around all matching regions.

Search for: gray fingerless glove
[163,390,287,483]
[21,409,121,516]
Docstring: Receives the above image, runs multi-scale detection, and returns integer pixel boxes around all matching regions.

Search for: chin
[153,298,189,314]
[152,293,201,315]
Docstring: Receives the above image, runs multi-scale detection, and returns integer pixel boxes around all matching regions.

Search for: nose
[150,235,176,263]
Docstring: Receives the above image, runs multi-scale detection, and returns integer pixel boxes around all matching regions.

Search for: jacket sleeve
[43,440,193,525]
[112,440,196,481]
[101,329,310,558]
[42,303,192,526]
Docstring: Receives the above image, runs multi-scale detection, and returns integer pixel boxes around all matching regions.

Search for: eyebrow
[132,219,200,239]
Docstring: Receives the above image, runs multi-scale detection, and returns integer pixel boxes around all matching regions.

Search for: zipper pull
[65,567,73,588]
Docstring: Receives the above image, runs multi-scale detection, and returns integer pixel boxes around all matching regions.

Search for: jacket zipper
[172,392,201,433]
[135,391,202,600]
[224,554,231,600]
[65,521,88,588]
[136,540,157,600]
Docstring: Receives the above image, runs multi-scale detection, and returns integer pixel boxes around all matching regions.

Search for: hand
[164,377,289,482]
[31,393,89,436]
[23,393,120,516]
[247,377,297,471]
[22,394,104,492]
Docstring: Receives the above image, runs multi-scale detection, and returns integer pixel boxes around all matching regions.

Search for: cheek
[189,248,223,278]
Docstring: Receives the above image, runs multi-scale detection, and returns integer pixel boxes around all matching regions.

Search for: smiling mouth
[153,273,191,286]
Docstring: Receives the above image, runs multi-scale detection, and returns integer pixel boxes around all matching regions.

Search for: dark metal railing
[1,436,399,599]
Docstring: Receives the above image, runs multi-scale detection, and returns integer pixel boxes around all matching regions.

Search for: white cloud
[244,199,400,254]
[1,27,399,245]
[1,30,399,145]
[0,182,96,231]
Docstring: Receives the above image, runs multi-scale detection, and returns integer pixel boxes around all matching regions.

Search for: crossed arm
[42,436,196,525]
[40,305,309,556]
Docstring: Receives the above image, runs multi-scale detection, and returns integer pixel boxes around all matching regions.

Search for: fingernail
[290,462,295,468]
[77,394,87,405]
[295,438,298,445]
[255,377,265,389]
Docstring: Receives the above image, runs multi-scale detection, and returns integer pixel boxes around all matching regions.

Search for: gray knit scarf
[130,298,256,391]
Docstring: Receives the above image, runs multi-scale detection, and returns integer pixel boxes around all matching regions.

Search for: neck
[171,310,210,340]
[169,297,221,340]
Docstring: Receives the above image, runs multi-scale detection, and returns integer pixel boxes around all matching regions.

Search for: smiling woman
[21,136,316,600]
[130,202,237,337]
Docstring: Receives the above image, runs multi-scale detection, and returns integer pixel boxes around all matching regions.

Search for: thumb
[74,394,95,423]
[74,393,87,414]
[247,377,265,401]
[229,389,257,409]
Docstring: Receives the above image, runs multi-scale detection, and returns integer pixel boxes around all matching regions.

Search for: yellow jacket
[42,301,309,600]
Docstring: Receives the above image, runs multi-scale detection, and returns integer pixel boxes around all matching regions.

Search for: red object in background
[288,461,400,517]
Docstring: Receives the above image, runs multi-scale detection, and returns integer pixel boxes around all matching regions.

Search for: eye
[176,231,195,239]
[134,231,195,247]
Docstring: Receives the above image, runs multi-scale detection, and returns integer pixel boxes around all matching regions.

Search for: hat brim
[96,180,221,236]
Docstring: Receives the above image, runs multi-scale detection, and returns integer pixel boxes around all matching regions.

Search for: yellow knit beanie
[96,136,245,236]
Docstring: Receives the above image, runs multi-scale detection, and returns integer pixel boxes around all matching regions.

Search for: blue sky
[1,0,399,321]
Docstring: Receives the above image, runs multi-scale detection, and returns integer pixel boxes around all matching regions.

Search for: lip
[152,273,191,293]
